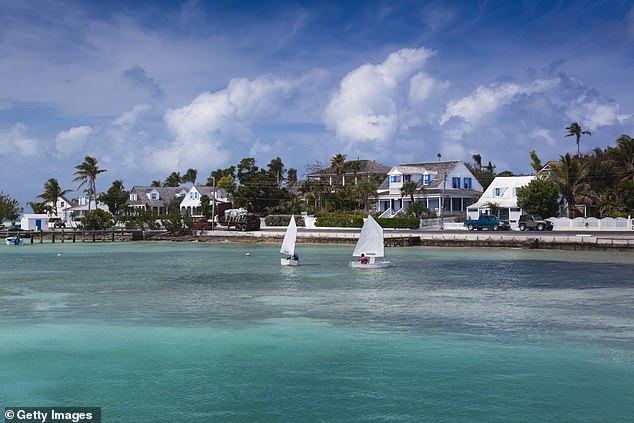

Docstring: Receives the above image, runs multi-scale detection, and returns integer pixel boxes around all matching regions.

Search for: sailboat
[280,215,299,266]
[349,215,391,268]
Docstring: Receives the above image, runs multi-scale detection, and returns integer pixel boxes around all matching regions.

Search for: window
[494,187,504,197]
[130,193,138,201]
[404,175,411,182]
[150,192,159,200]
[452,177,460,189]
[463,177,472,190]
[391,175,401,183]
[422,174,432,185]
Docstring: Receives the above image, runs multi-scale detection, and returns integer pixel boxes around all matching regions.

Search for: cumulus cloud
[0,123,39,157]
[55,125,93,156]
[113,103,153,128]
[153,74,298,172]
[440,79,558,125]
[324,47,438,152]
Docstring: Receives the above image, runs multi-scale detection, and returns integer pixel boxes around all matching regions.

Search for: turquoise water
[1,242,633,422]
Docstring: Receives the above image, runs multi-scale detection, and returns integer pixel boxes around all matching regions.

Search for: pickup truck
[464,214,511,231]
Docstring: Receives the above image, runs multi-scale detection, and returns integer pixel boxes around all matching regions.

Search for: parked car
[464,214,511,231]
[518,214,554,231]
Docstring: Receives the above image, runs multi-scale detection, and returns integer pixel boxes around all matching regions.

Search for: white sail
[280,215,297,256]
[352,215,384,258]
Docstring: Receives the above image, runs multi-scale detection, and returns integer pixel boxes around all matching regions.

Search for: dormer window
[452,177,460,188]
[421,174,432,185]
[403,175,411,182]
[130,193,138,201]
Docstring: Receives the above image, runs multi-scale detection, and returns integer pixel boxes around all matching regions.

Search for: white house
[20,214,50,231]
[127,186,189,215]
[180,186,228,216]
[373,160,483,216]
[44,195,110,228]
[466,175,535,223]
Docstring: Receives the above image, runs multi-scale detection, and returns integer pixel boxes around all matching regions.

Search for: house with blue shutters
[373,160,483,217]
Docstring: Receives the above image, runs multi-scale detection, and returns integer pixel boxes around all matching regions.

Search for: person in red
[359,253,369,264]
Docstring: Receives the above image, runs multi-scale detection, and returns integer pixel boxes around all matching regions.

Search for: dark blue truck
[464,214,511,231]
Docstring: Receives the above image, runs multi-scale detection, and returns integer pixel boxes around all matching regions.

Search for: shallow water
[1,242,633,422]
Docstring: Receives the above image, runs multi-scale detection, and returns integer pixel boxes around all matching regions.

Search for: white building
[373,161,483,217]
[466,175,535,223]
[180,186,228,216]
[20,214,50,231]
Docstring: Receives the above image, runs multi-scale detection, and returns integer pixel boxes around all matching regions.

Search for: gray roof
[127,186,188,207]
[377,161,463,191]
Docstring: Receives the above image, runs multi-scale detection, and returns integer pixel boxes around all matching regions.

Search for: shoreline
[148,229,634,251]
[5,228,634,250]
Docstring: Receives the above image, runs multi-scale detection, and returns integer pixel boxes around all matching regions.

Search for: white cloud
[55,125,94,156]
[0,100,12,110]
[113,103,153,128]
[440,79,558,125]
[566,99,631,130]
[324,47,436,150]
[155,74,299,172]
[0,123,40,157]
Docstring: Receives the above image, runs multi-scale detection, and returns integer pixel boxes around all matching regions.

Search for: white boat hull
[349,260,391,269]
[5,237,23,245]
[280,258,299,266]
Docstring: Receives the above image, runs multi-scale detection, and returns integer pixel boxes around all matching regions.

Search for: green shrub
[315,213,365,227]
[264,215,306,227]
[315,213,419,229]
[376,217,420,229]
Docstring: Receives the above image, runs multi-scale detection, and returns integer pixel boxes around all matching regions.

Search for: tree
[0,191,22,223]
[614,135,634,183]
[163,172,182,187]
[565,122,592,157]
[268,157,285,187]
[182,168,198,185]
[199,194,211,217]
[28,201,46,214]
[73,156,107,211]
[548,154,591,218]
[80,209,114,230]
[99,180,129,218]
[401,181,418,207]
[287,168,298,185]
[330,153,347,186]
[516,177,559,218]
[37,178,71,217]
[529,150,543,173]
[151,180,162,187]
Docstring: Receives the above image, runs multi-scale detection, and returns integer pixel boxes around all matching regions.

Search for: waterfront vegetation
[9,127,634,230]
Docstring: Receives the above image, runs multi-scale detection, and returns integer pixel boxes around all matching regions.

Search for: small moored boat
[5,236,24,246]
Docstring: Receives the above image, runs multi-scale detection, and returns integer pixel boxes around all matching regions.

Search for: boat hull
[349,260,391,269]
[280,258,299,266]
[5,237,23,245]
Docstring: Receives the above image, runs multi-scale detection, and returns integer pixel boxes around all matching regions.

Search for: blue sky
[2,0,634,208]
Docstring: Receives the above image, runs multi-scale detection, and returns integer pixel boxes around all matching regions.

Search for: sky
[2,0,634,209]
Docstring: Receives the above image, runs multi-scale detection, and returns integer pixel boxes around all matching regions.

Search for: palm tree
[615,135,634,182]
[565,122,592,157]
[401,181,419,209]
[182,168,198,185]
[330,153,347,186]
[163,172,182,187]
[73,156,107,211]
[548,153,591,218]
[268,157,285,187]
[37,178,71,217]
[151,180,162,187]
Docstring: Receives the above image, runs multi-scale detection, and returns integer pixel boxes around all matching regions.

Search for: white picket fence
[549,217,633,231]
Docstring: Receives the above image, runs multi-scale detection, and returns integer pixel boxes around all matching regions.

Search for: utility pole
[211,176,216,231]
[440,172,446,230]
